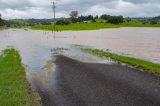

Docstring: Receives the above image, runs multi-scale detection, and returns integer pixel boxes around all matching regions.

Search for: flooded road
[0,28,160,106]
[0,28,113,94]
[0,28,160,63]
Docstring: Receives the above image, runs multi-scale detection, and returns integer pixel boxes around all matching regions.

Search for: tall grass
[81,48,160,74]
[0,48,41,106]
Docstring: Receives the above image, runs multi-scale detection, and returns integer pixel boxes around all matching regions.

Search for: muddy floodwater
[0,28,160,105]
[1,28,160,62]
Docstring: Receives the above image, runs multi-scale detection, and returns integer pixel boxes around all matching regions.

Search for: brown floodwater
[1,28,160,63]
[0,28,159,95]
[57,28,160,63]
[0,28,113,90]
[0,28,160,88]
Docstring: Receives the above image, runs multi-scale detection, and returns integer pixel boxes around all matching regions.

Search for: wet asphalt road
[37,55,160,106]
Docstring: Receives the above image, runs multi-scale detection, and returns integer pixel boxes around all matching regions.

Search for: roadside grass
[32,22,160,31]
[0,48,41,106]
[81,48,160,74]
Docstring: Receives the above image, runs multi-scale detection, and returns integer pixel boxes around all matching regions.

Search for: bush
[100,14,110,20]
[56,19,71,25]
[108,16,124,24]
[150,20,157,24]
[0,18,5,26]
[77,15,94,22]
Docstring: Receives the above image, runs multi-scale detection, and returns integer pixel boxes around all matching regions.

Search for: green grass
[81,48,160,74]
[121,22,160,27]
[32,22,160,31]
[0,26,7,29]
[0,48,41,106]
[32,23,120,31]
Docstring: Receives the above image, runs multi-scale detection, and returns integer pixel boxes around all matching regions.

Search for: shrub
[56,19,71,25]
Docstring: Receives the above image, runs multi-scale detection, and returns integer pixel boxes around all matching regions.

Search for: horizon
[2,15,158,20]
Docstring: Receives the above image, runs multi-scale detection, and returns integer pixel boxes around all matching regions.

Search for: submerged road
[37,55,160,106]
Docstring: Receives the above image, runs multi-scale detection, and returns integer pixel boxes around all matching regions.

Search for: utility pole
[52,1,56,38]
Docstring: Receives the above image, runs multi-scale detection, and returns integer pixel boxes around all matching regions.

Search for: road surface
[36,55,160,106]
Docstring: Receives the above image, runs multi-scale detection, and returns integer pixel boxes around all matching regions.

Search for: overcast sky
[0,0,160,19]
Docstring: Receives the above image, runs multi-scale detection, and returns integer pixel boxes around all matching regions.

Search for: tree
[125,17,131,23]
[77,15,95,22]
[150,16,159,24]
[150,20,157,24]
[56,19,70,25]
[70,11,78,23]
[100,14,110,20]
[0,14,5,26]
[86,15,94,20]
[108,16,124,24]
[94,15,98,19]
[77,15,86,22]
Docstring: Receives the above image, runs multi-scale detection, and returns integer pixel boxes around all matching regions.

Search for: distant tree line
[100,14,124,24]
[56,11,98,25]
[1,11,160,27]
[125,17,160,25]
[77,15,98,22]
[56,11,124,25]
[56,19,70,25]
[150,16,160,24]
[68,12,124,24]
[4,19,53,27]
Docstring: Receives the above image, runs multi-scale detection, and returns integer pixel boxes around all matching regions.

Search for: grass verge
[0,48,41,106]
[81,48,160,74]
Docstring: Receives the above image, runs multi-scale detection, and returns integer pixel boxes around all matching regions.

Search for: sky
[0,0,160,19]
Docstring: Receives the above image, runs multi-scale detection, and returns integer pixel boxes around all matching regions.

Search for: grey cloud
[0,0,160,19]
[0,0,33,9]
[57,0,116,10]
[123,0,160,4]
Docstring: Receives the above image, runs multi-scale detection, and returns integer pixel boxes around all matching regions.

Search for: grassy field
[81,48,160,75]
[0,48,41,106]
[0,26,6,29]
[32,22,160,31]
[32,23,119,31]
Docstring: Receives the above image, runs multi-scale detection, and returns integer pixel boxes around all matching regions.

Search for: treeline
[151,16,160,24]
[125,17,160,24]
[5,19,53,27]
[55,15,97,25]
[100,14,124,24]
[56,11,124,25]
[1,11,160,27]
[56,11,160,25]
